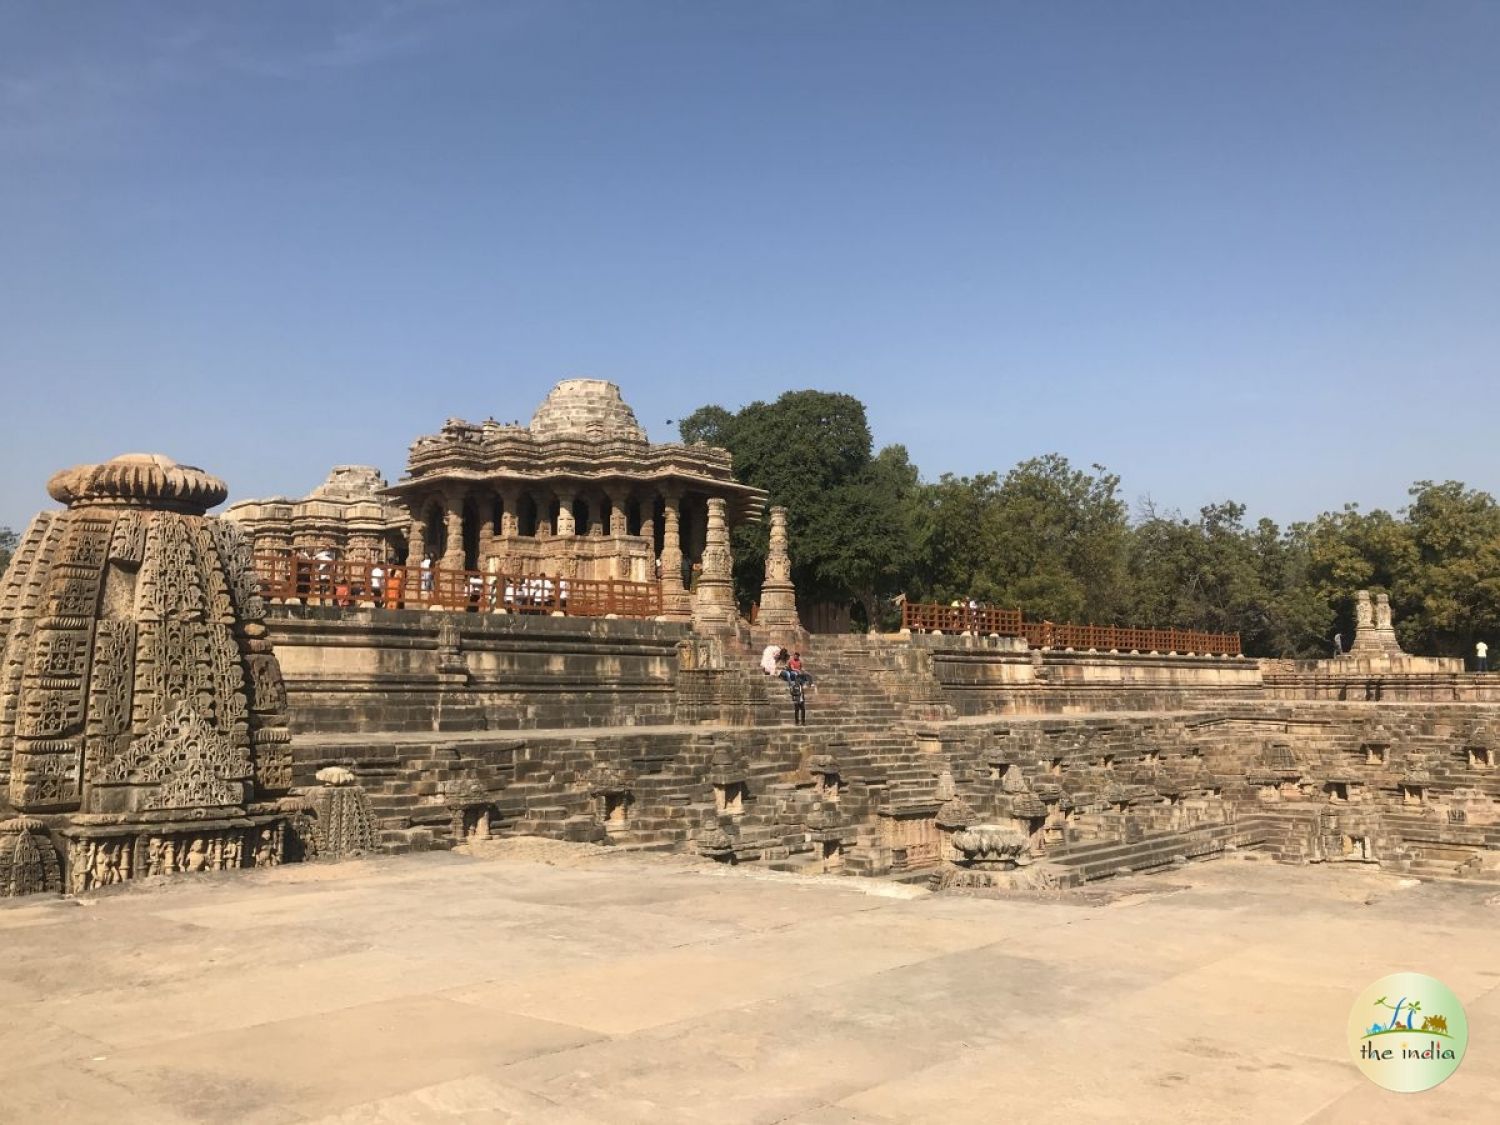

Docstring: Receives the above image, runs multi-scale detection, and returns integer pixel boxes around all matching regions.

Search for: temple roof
[392,380,768,521]
[529,380,648,443]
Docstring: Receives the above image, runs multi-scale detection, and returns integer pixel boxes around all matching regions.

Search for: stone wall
[265,606,689,734]
[913,634,1264,716]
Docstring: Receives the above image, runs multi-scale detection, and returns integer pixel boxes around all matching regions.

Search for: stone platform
[2,845,1497,1123]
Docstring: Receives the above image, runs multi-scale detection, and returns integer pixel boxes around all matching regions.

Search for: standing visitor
[790,676,806,726]
[1332,632,1343,657]
[369,561,385,607]
[1477,639,1489,673]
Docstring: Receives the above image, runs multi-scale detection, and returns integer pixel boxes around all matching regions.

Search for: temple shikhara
[3,377,1500,912]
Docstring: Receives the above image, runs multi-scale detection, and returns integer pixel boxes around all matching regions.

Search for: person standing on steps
[790,674,807,725]
[1477,639,1489,673]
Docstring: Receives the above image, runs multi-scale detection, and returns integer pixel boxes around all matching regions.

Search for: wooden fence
[253,555,663,619]
[901,601,1240,656]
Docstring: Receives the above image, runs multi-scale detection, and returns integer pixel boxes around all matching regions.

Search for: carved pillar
[692,497,738,634]
[554,487,576,537]
[638,493,656,546]
[407,516,426,566]
[441,490,465,571]
[756,505,801,630]
[477,491,497,567]
[607,488,629,537]
[500,486,520,537]
[535,489,552,538]
[660,490,689,619]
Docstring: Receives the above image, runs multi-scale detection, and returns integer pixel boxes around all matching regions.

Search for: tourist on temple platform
[760,644,780,675]
[369,561,385,607]
[1477,639,1488,673]
[1332,632,1343,657]
[419,555,434,595]
[790,675,806,725]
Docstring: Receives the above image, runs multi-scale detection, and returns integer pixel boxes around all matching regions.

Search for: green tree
[1127,502,1328,656]
[677,391,922,626]
[919,456,1130,623]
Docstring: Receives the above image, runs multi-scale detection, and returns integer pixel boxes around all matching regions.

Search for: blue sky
[3,1,1498,533]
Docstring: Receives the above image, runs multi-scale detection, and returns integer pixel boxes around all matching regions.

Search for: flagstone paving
[1,844,1496,1123]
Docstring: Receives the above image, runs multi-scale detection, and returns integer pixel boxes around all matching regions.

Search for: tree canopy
[683,390,1500,657]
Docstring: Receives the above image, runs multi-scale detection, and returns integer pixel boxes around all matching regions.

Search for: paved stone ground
[2,846,1497,1124]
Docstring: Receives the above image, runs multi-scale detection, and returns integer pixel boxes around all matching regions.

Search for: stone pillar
[441,491,465,571]
[500,486,520,537]
[554,488,576,537]
[477,492,497,566]
[756,505,801,630]
[638,493,656,546]
[607,487,629,537]
[535,490,552,538]
[660,490,689,619]
[407,515,426,565]
[692,497,738,634]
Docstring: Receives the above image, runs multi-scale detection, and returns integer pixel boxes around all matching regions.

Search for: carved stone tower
[754,506,801,631]
[691,497,739,634]
[0,454,295,894]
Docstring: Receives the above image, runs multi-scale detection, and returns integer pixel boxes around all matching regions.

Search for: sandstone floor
[2,846,1497,1123]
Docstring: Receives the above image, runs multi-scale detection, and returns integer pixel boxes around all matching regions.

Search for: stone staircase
[355,744,513,854]
[1040,820,1251,886]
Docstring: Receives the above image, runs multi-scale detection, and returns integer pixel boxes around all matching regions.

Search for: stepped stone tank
[0,453,296,893]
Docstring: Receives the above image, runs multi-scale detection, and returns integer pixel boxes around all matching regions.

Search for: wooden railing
[900,602,1023,637]
[253,554,663,619]
[901,601,1240,656]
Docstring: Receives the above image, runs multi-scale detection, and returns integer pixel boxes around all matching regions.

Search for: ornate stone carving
[308,768,377,859]
[94,703,252,814]
[444,779,493,842]
[0,816,62,896]
[1346,589,1408,658]
[950,824,1031,869]
[755,506,801,630]
[691,498,739,634]
[0,453,296,894]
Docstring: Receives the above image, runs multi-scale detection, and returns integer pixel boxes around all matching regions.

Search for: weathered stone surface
[0,453,294,895]
[224,465,406,562]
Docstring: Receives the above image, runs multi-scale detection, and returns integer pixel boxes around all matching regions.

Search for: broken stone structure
[224,465,407,562]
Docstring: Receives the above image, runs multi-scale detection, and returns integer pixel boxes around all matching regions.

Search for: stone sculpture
[692,498,740,634]
[0,453,294,895]
[307,766,377,858]
[755,506,802,632]
[0,816,62,896]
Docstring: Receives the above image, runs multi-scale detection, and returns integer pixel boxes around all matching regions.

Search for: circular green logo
[1348,972,1468,1092]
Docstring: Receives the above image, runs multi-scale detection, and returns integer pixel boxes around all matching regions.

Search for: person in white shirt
[1477,640,1489,673]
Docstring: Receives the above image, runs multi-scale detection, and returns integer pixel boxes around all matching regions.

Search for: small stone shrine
[223,465,408,562]
[0,453,296,894]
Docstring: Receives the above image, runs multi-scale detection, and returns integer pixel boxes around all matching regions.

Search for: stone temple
[3,385,1500,904]
[228,379,768,619]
